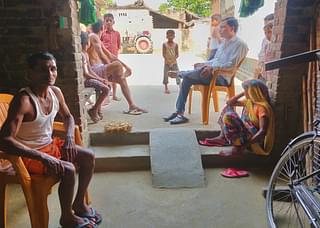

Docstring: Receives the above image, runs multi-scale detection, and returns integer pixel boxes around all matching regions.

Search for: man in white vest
[0,52,101,227]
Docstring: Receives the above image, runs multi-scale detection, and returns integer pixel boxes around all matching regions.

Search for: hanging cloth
[239,0,264,17]
[80,0,97,26]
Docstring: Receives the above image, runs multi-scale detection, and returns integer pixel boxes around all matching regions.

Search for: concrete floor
[6,53,265,228]
[7,168,271,228]
[88,83,244,133]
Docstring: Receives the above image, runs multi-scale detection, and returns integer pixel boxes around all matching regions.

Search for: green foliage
[159,3,170,13]
[166,0,211,17]
[106,0,113,6]
[99,0,113,15]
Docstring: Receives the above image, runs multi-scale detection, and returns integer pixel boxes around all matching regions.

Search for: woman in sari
[200,79,275,156]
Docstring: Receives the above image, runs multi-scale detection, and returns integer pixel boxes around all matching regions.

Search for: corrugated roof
[106,2,196,28]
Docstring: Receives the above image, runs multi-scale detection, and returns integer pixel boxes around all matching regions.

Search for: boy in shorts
[162,30,180,94]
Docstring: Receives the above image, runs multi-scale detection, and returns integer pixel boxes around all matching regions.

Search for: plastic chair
[0,93,90,228]
[188,58,245,125]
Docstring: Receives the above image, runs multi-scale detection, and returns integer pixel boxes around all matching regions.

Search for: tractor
[121,30,153,54]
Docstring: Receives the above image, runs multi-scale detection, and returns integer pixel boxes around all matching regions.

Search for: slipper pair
[199,138,228,147]
[60,217,97,228]
[76,207,102,225]
[221,168,249,178]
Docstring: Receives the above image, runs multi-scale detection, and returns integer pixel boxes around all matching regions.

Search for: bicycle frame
[286,120,320,227]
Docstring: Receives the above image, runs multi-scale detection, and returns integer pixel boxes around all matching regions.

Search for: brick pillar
[268,0,315,160]
[0,0,89,145]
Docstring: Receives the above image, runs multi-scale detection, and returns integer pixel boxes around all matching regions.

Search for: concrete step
[90,129,272,172]
[89,130,221,146]
[91,143,270,172]
[92,145,150,171]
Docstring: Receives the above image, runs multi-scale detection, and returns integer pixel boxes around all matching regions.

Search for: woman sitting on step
[199,79,275,157]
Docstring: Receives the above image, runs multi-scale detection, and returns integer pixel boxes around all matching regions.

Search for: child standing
[101,13,122,101]
[162,30,180,94]
[207,14,221,60]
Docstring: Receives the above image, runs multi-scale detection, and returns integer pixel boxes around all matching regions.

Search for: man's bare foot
[113,96,121,101]
[165,89,170,94]
[167,71,178,78]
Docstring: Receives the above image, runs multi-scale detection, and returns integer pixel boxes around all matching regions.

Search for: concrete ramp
[149,128,206,188]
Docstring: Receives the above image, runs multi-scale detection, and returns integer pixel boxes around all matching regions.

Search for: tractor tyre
[135,36,153,54]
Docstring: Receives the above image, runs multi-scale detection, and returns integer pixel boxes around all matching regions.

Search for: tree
[166,0,211,17]
[159,3,170,13]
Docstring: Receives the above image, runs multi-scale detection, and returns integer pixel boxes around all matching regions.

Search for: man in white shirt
[165,17,249,124]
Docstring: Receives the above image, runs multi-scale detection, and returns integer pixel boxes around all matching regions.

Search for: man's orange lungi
[22,137,64,175]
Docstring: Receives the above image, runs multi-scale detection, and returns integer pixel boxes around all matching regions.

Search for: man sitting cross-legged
[0,52,101,227]
[88,20,147,115]
[165,17,248,124]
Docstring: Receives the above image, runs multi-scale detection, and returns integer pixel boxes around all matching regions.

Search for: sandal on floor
[123,109,143,115]
[221,168,249,178]
[87,109,100,123]
[131,106,148,113]
[60,217,97,228]
[76,207,103,225]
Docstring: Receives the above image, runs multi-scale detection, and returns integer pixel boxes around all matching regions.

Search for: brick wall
[0,0,89,144]
[268,0,317,160]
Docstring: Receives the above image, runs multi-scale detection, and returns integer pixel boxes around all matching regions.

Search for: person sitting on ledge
[81,31,110,123]
[88,20,147,115]
[0,52,101,227]
[199,79,275,157]
[164,17,248,124]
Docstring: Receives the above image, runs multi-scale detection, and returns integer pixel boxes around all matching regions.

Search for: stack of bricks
[268,0,317,161]
[0,0,89,145]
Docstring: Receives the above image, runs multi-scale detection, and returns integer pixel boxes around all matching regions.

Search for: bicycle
[266,119,320,227]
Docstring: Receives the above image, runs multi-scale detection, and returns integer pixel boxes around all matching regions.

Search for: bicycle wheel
[266,135,320,228]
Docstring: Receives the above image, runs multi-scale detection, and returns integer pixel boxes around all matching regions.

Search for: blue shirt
[206,36,248,70]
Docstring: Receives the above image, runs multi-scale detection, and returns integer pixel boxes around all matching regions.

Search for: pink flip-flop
[221,168,249,178]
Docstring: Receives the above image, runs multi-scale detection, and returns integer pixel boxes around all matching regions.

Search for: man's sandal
[60,217,97,228]
[75,207,102,225]
[123,109,143,115]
